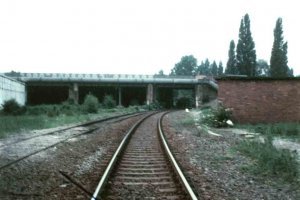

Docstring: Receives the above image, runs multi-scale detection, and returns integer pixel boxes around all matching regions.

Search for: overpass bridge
[4,73,218,108]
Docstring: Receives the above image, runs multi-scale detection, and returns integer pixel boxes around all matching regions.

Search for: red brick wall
[217,79,300,123]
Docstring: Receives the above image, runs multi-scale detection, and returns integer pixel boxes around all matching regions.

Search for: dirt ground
[0,111,299,199]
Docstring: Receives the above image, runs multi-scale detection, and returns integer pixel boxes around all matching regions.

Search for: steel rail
[158,112,198,200]
[90,112,156,200]
[0,112,147,171]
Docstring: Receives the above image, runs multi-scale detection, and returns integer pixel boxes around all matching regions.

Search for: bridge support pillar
[118,87,122,106]
[146,84,154,105]
[195,85,203,108]
[68,83,79,104]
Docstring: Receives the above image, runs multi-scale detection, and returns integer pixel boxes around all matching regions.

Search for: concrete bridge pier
[118,87,122,106]
[146,84,155,105]
[68,83,79,104]
[195,84,203,108]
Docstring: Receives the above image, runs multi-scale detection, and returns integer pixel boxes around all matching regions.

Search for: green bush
[236,136,299,182]
[1,99,25,115]
[82,94,99,113]
[102,95,116,109]
[201,106,232,127]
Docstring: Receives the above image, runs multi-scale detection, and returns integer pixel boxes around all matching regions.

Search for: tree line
[167,14,294,78]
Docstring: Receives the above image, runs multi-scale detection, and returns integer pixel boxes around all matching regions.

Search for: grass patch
[237,123,300,141]
[235,136,299,183]
[0,107,142,139]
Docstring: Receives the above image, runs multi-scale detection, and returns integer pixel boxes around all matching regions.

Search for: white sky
[0,0,299,75]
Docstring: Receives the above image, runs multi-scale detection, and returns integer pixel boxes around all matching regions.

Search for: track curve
[91,112,197,200]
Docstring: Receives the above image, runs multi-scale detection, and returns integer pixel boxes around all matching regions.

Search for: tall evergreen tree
[270,18,292,77]
[225,40,237,74]
[211,61,218,76]
[170,55,197,76]
[236,14,257,77]
[218,61,224,76]
[203,59,210,75]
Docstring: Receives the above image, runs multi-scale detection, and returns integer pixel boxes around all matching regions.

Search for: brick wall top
[217,79,300,124]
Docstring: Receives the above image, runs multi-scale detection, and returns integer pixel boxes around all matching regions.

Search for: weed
[235,136,299,182]
[83,94,99,113]
[102,95,116,109]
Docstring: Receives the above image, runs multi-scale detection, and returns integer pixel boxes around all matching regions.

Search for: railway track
[0,112,146,171]
[91,112,198,200]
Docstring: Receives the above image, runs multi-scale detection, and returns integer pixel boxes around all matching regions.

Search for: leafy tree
[170,55,197,76]
[256,59,270,77]
[218,61,224,76]
[225,40,238,74]
[211,61,218,76]
[158,70,164,75]
[270,18,292,77]
[236,14,257,77]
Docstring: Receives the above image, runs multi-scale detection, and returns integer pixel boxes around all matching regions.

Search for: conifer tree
[236,14,257,77]
[270,18,291,77]
[218,61,224,76]
[225,40,237,74]
[211,61,218,76]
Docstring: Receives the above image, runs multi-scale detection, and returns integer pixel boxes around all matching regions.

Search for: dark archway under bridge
[9,73,218,108]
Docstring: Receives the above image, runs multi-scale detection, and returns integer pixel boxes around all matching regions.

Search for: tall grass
[237,123,300,140]
[0,115,93,138]
[235,135,299,183]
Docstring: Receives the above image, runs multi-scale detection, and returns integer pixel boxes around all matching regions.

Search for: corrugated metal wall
[0,75,26,107]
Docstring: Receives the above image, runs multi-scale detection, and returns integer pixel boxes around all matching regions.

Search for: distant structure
[2,72,218,108]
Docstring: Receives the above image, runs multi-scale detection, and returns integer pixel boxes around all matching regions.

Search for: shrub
[236,136,299,182]
[1,99,25,115]
[201,106,232,128]
[102,95,116,109]
[82,94,99,113]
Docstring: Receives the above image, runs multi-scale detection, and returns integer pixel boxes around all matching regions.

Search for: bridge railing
[19,73,200,80]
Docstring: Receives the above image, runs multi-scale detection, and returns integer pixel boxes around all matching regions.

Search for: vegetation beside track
[0,95,161,138]
[192,108,300,188]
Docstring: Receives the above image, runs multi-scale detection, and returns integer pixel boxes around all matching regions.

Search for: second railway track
[91,112,197,200]
[0,112,146,171]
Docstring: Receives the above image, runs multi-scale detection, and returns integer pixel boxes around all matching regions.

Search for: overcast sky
[0,0,299,75]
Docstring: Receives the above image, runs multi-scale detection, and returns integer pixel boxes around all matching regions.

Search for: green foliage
[270,18,293,78]
[217,61,224,76]
[201,106,232,128]
[211,61,218,76]
[238,123,300,139]
[236,14,257,77]
[170,55,197,76]
[235,136,299,182]
[197,59,210,75]
[102,95,116,108]
[225,40,238,75]
[83,94,99,113]
[256,59,270,77]
[1,99,25,115]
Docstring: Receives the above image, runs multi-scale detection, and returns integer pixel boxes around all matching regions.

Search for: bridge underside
[26,82,217,108]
